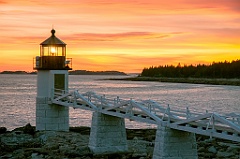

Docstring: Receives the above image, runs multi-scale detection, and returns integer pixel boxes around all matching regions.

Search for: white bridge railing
[51,89,240,142]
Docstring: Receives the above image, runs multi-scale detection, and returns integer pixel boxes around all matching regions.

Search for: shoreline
[0,70,128,76]
[1,125,239,159]
[108,76,240,86]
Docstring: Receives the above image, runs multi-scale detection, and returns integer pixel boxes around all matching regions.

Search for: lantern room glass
[40,45,66,57]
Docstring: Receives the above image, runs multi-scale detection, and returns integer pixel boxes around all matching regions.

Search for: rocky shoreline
[0,124,239,159]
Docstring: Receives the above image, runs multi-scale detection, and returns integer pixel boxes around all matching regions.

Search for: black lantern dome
[40,29,66,46]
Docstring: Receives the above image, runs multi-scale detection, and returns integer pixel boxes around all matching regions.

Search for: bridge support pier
[153,125,198,159]
[36,97,69,131]
[88,112,128,154]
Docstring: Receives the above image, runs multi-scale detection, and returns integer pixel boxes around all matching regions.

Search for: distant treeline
[0,70,127,76]
[141,60,240,78]
[0,71,36,74]
[69,70,127,75]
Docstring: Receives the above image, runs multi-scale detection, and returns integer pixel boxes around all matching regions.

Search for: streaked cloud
[67,32,182,42]
[0,0,240,72]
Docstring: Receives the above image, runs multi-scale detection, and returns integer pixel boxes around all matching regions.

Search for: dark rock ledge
[0,124,239,159]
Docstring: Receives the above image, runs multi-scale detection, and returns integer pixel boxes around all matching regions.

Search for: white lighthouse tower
[34,29,72,131]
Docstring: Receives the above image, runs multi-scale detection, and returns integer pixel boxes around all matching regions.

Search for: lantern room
[34,29,72,70]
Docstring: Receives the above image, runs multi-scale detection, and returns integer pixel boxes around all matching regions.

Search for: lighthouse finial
[51,28,55,36]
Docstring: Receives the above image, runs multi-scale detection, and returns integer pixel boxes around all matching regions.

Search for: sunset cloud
[0,0,240,73]
[67,32,182,42]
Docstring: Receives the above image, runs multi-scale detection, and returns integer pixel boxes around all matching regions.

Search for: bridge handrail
[51,89,240,142]
[77,91,240,125]
[52,89,240,125]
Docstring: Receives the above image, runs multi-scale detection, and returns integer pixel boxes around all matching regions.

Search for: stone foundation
[153,125,198,159]
[36,97,69,131]
[88,112,128,154]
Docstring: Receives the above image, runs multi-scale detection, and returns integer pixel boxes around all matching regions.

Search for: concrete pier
[36,97,69,131]
[88,112,128,154]
[153,125,198,159]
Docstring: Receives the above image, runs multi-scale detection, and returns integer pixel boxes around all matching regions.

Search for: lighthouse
[34,29,72,131]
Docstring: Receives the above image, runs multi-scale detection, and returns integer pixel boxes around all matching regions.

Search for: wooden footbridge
[52,89,240,142]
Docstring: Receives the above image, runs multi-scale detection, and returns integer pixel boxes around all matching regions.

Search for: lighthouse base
[152,125,198,159]
[36,97,69,131]
[89,112,128,154]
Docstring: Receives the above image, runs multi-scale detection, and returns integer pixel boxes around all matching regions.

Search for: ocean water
[0,74,240,130]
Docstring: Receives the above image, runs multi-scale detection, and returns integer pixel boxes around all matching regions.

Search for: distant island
[113,59,240,86]
[0,71,36,74]
[141,59,240,79]
[69,70,127,75]
[0,70,127,76]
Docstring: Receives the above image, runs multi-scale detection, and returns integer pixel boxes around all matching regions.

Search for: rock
[23,123,35,135]
[76,146,92,156]
[208,145,217,154]
[199,152,215,158]
[36,131,57,144]
[70,126,91,135]
[216,151,235,158]
[1,153,13,158]
[128,139,150,158]
[197,146,205,152]
[0,131,41,152]
[11,149,26,159]
[0,127,7,134]
[31,152,38,157]
[1,126,240,159]
[226,144,240,153]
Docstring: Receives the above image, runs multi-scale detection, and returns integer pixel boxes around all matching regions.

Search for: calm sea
[0,74,240,130]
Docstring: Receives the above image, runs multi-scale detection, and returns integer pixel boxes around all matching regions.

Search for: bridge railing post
[152,104,156,114]
[148,103,151,112]
[147,102,156,114]
[100,95,105,110]
[126,100,133,116]
[117,96,119,103]
[186,107,191,119]
[206,113,216,139]
[73,90,77,106]
[87,93,91,102]
[167,104,170,124]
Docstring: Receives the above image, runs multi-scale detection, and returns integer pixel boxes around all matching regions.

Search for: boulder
[216,151,235,158]
[0,127,7,134]
[208,145,217,154]
[23,123,35,135]
[1,126,240,159]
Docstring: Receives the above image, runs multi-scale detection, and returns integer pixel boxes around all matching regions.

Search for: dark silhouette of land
[2,60,240,85]
[0,71,36,74]
[69,70,127,75]
[110,59,240,86]
[141,60,240,79]
[0,70,127,76]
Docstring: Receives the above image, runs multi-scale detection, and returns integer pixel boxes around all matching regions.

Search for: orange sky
[0,0,240,73]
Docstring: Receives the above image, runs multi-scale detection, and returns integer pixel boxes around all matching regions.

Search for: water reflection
[0,74,239,130]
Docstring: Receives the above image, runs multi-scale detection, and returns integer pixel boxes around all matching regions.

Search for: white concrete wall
[36,97,69,131]
[37,71,50,97]
[37,70,69,98]
[36,70,69,131]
